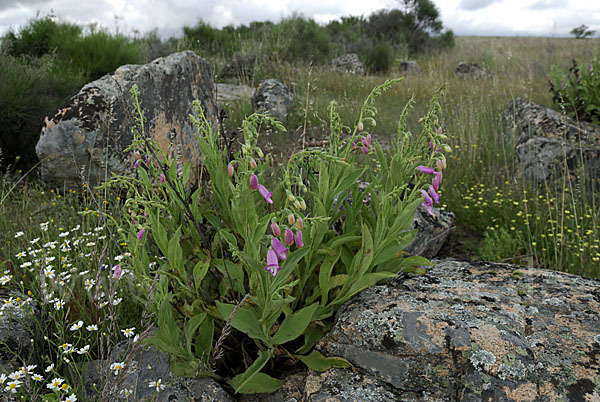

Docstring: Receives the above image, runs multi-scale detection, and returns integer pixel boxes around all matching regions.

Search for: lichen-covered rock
[332,53,366,75]
[84,343,233,401]
[219,52,257,83]
[399,60,421,75]
[36,51,218,188]
[502,98,600,193]
[0,291,38,361]
[455,62,489,79]
[216,83,254,106]
[251,79,294,121]
[406,206,454,258]
[313,259,600,401]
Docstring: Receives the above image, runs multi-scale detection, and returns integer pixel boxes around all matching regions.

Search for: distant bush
[0,54,86,170]
[363,41,394,73]
[278,16,332,63]
[570,24,595,39]
[4,14,142,80]
[550,57,600,124]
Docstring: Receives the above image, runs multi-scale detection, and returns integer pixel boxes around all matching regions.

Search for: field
[1,34,599,398]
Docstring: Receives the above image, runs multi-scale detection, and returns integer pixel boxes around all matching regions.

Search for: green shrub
[363,41,395,73]
[550,57,600,123]
[479,228,525,262]
[278,16,332,63]
[0,54,86,170]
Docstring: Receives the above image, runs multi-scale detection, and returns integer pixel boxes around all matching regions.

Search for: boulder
[332,53,366,75]
[36,51,218,188]
[406,206,454,258]
[215,83,254,107]
[219,52,257,83]
[0,291,38,362]
[84,342,233,401]
[455,62,489,79]
[251,79,294,121]
[247,259,600,401]
[502,98,600,193]
[399,60,421,75]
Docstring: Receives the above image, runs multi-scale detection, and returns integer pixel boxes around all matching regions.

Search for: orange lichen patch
[470,325,511,371]
[537,383,562,400]
[304,372,323,396]
[585,391,600,401]
[502,383,537,401]
[151,111,177,155]
[573,363,600,380]
[420,316,449,350]
[554,314,597,343]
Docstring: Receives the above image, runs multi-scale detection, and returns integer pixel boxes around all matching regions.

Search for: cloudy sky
[0,0,599,38]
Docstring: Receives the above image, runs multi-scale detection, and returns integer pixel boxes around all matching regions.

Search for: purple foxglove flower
[432,173,441,191]
[421,189,433,206]
[421,201,434,216]
[417,165,436,174]
[361,136,369,148]
[159,172,165,184]
[271,237,288,260]
[258,184,273,204]
[362,146,369,154]
[271,222,281,237]
[133,159,140,169]
[250,174,258,189]
[295,230,304,248]
[428,185,440,204]
[137,228,145,241]
[113,265,122,280]
[265,248,280,276]
[285,228,294,246]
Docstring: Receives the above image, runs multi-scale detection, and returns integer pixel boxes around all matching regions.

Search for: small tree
[570,24,595,39]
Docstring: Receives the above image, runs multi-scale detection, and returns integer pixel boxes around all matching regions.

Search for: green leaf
[318,252,340,305]
[151,214,168,256]
[296,350,351,371]
[232,372,283,394]
[271,303,318,345]
[230,349,277,393]
[296,323,326,354]
[192,256,210,290]
[216,302,266,341]
[270,246,310,292]
[167,229,184,277]
[184,313,206,356]
[195,316,214,364]
[328,234,362,249]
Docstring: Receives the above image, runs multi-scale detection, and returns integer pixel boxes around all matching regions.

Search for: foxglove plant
[109,81,450,394]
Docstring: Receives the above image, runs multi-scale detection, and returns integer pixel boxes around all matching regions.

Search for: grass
[0,35,600,398]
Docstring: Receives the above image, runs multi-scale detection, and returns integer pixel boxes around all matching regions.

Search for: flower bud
[372,120,376,127]
[227,163,234,177]
[257,149,264,158]
[296,217,303,230]
[295,230,304,248]
[358,121,364,132]
[300,199,307,210]
[250,158,257,169]
[159,172,166,184]
[271,222,281,237]
[285,229,294,246]
[443,144,452,153]
[250,174,258,190]
[293,200,302,209]
[288,193,296,202]
[287,213,295,226]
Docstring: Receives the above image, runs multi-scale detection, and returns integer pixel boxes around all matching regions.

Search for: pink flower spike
[421,189,433,206]
[137,228,145,241]
[271,222,281,237]
[295,230,304,248]
[250,174,258,190]
[428,185,440,204]
[271,237,288,260]
[432,173,441,191]
[258,184,273,204]
[159,172,165,184]
[285,228,294,246]
[417,165,436,174]
[362,146,369,154]
[133,160,140,169]
[145,156,150,165]
[421,201,434,216]
[265,248,280,276]
[113,265,122,280]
